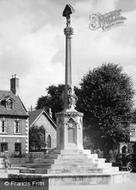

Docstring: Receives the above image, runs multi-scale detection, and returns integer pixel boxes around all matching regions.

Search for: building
[29,109,56,150]
[0,75,29,156]
[130,123,136,153]
[130,123,136,142]
[118,124,136,155]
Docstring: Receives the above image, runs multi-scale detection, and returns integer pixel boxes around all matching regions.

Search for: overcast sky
[0,0,136,109]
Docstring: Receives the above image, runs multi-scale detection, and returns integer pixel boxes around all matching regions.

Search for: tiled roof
[29,109,57,128]
[0,90,28,117]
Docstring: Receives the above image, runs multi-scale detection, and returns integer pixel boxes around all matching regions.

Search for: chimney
[10,74,19,95]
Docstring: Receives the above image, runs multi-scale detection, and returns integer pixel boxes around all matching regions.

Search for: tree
[76,63,134,152]
[29,125,46,151]
[36,84,65,120]
[131,109,136,123]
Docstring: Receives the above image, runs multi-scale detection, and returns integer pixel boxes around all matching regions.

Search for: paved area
[0,172,136,190]
[50,173,136,190]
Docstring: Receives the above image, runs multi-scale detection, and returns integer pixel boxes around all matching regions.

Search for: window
[0,119,6,133]
[122,146,127,154]
[1,100,6,107]
[7,99,13,109]
[130,128,135,137]
[2,121,5,132]
[14,120,20,133]
[0,98,14,109]
[15,143,21,155]
[47,135,51,148]
[0,143,8,152]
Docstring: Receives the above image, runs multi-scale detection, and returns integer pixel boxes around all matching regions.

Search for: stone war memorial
[8,4,129,188]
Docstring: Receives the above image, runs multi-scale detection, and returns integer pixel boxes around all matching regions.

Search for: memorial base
[18,148,129,185]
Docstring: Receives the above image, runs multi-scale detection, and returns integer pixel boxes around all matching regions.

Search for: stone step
[82,149,92,154]
[33,169,48,174]
[20,165,119,175]
[50,162,103,169]
[95,161,111,168]
[112,167,119,172]
[44,154,59,159]
[32,156,105,166]
[93,158,106,165]
[0,169,7,173]
[103,167,119,173]
[60,149,90,155]
[99,162,112,168]
[51,163,98,169]
[54,159,96,165]
[43,150,98,160]
[33,159,55,163]
[48,149,60,154]
[20,168,36,174]
[48,168,103,174]
[85,153,98,159]
[21,163,52,169]
[57,154,88,160]
[59,152,93,158]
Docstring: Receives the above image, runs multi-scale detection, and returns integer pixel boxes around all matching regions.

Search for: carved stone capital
[56,110,83,118]
[64,27,73,36]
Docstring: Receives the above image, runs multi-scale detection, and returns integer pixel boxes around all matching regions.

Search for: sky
[0,0,136,110]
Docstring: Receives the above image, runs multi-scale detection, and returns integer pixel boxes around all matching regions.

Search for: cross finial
[63,4,75,27]
[63,4,74,18]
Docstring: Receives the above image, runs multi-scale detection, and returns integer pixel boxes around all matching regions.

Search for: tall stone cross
[56,4,83,150]
[63,4,77,111]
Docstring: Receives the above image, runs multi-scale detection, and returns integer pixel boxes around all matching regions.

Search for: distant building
[130,123,136,153]
[0,75,29,156]
[130,123,136,142]
[29,109,56,150]
[118,124,136,155]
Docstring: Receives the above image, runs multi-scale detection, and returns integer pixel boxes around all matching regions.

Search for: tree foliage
[131,109,136,123]
[36,84,65,120]
[29,125,46,151]
[76,63,134,151]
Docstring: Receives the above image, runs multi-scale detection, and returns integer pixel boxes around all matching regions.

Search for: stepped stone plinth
[18,147,129,185]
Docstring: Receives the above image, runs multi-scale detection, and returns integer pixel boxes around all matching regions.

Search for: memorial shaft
[64,18,73,110]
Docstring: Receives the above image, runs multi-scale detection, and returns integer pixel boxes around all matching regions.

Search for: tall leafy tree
[76,63,134,152]
[36,84,65,120]
[131,109,136,123]
[29,125,46,151]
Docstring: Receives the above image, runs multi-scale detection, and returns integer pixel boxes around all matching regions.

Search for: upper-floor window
[0,119,7,133]
[1,100,6,107]
[0,98,14,109]
[7,99,13,109]
[14,120,20,134]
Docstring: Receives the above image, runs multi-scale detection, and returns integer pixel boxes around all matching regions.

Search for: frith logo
[89,9,126,31]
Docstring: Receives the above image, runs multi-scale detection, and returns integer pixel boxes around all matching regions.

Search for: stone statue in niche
[67,87,78,111]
